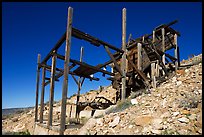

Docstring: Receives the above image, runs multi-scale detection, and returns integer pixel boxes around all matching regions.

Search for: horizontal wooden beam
[72,28,124,53]
[45,77,59,81]
[39,63,63,72]
[55,53,115,76]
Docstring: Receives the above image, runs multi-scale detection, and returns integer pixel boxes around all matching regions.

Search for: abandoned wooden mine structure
[34,7,180,134]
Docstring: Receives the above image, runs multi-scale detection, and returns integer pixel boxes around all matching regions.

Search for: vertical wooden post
[137,43,142,70]
[161,28,165,76]
[151,63,156,88]
[76,46,83,123]
[39,67,46,123]
[35,54,41,122]
[47,53,57,127]
[152,30,155,43]
[142,36,145,43]
[155,60,159,77]
[60,7,73,135]
[161,28,165,65]
[121,8,126,101]
[174,34,178,71]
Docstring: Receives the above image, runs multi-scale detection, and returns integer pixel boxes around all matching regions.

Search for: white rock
[172,112,180,116]
[172,76,177,82]
[131,98,138,105]
[128,125,133,128]
[109,116,120,128]
[185,69,189,73]
[151,129,161,134]
[96,118,103,126]
[176,81,182,86]
[177,117,189,123]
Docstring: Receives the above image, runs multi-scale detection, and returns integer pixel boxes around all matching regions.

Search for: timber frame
[34,7,181,135]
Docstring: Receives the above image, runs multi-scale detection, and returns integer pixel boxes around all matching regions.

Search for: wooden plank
[121,8,126,100]
[174,34,178,71]
[35,54,41,122]
[39,67,46,123]
[60,7,73,135]
[152,30,155,43]
[137,43,142,70]
[104,45,123,76]
[162,28,165,65]
[151,63,156,88]
[126,56,150,87]
[47,54,57,127]
[76,46,84,123]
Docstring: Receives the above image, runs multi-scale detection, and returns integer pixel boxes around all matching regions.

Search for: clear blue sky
[2,2,202,109]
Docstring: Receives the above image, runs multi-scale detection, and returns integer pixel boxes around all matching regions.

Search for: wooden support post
[47,54,57,127]
[121,8,126,100]
[104,45,123,76]
[60,7,73,135]
[39,67,46,123]
[177,46,180,67]
[137,43,142,70]
[151,63,156,88]
[35,54,41,122]
[174,34,178,71]
[161,28,166,76]
[162,28,165,66]
[76,46,84,123]
[152,30,155,43]
[155,60,160,77]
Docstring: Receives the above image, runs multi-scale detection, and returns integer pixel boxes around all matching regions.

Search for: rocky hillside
[2,54,202,135]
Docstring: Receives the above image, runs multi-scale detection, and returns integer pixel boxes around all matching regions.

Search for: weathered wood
[40,63,63,72]
[151,63,156,88]
[156,60,160,77]
[72,28,124,53]
[47,54,57,127]
[126,56,150,86]
[174,34,178,71]
[60,7,73,135]
[137,43,142,70]
[162,28,165,65]
[76,46,84,123]
[152,30,155,43]
[104,45,123,76]
[55,53,114,76]
[35,54,41,122]
[121,8,126,100]
[39,67,46,123]
[177,46,180,67]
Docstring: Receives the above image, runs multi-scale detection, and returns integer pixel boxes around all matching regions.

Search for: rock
[172,77,177,83]
[151,129,162,134]
[134,115,153,126]
[188,114,196,120]
[96,118,104,126]
[176,69,185,75]
[152,118,163,130]
[79,110,92,119]
[11,117,19,122]
[78,118,96,135]
[176,81,182,86]
[172,112,180,116]
[177,117,189,123]
[131,98,138,105]
[161,112,170,118]
[109,116,120,128]
[180,110,190,115]
[128,125,133,128]
[93,110,106,118]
